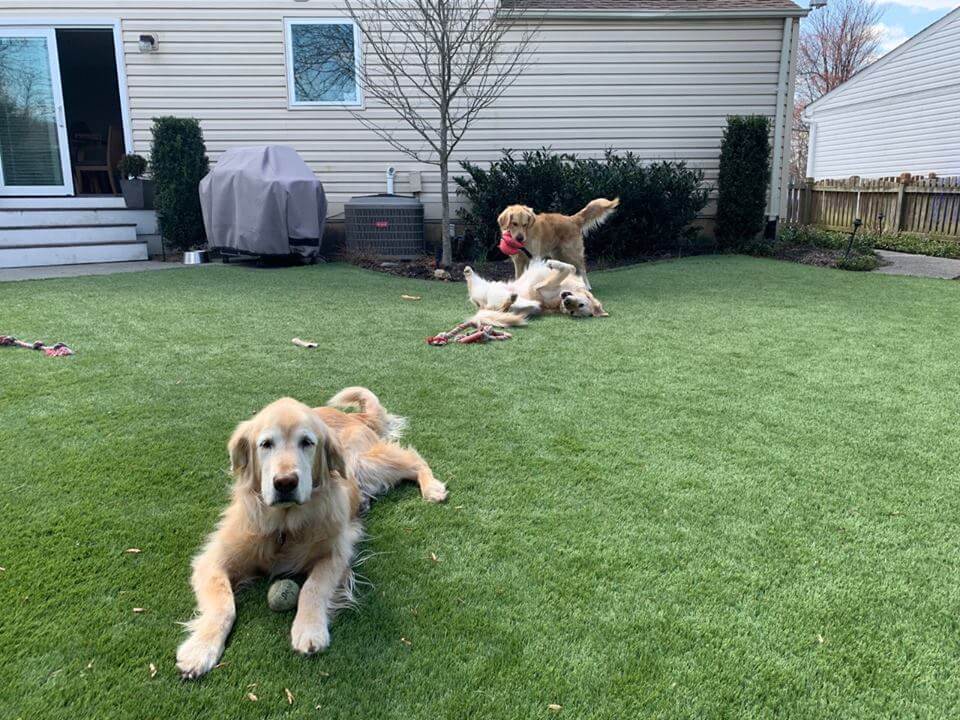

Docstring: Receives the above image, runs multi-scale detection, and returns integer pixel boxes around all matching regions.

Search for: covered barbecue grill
[199,145,326,261]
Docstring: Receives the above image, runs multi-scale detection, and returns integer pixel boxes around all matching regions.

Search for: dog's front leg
[290,526,357,655]
[510,253,529,279]
[176,550,236,679]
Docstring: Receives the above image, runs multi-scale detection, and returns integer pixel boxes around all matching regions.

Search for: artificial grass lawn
[2,256,960,719]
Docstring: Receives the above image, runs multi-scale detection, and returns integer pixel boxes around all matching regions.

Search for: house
[0,0,805,268]
[803,7,960,181]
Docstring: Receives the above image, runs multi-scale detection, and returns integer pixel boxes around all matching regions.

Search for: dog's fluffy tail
[470,309,530,327]
[327,386,406,441]
[572,197,620,236]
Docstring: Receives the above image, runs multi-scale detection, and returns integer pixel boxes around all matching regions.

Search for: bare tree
[340,0,538,266]
[792,0,883,178]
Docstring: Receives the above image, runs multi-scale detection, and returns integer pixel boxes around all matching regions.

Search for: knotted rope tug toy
[0,335,74,357]
[426,320,512,346]
[498,231,532,258]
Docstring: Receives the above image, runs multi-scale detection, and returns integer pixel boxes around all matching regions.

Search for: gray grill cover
[199,146,326,257]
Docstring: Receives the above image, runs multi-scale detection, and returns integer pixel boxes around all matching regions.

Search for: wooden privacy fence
[786,174,960,237]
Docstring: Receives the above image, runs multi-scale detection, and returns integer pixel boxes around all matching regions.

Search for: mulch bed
[347,252,684,282]
[772,244,845,267]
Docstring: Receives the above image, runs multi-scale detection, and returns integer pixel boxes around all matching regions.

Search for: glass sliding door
[0,28,72,195]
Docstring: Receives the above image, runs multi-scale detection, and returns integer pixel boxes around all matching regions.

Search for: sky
[869,0,957,54]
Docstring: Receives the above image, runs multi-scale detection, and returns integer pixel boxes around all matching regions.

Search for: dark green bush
[836,253,880,271]
[150,117,209,251]
[454,149,708,262]
[778,224,872,252]
[117,153,148,179]
[715,115,771,247]
[866,230,960,259]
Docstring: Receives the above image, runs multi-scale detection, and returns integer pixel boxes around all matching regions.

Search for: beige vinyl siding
[0,1,790,224]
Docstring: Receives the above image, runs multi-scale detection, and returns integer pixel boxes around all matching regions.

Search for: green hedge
[151,117,209,252]
[454,149,708,262]
[715,115,771,247]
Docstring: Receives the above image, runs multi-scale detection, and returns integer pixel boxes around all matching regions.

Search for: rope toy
[426,321,512,346]
[499,231,532,258]
[0,335,75,357]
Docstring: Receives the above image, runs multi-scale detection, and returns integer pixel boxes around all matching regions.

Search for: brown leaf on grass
[548,703,563,711]
[247,683,259,688]
[400,637,412,647]
[430,552,440,563]
[318,670,330,677]
[132,607,146,613]
[453,505,464,510]
[285,688,295,705]
[149,663,157,678]
[214,661,229,669]
[817,634,825,644]
[0,566,6,571]
[124,548,142,554]
[246,692,258,702]
[400,294,422,301]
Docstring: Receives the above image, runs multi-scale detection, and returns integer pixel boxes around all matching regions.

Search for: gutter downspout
[805,120,817,179]
[767,16,794,231]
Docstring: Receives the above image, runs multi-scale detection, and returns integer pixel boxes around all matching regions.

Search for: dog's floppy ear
[497,207,510,229]
[592,302,609,318]
[228,420,256,484]
[520,206,535,227]
[311,418,347,487]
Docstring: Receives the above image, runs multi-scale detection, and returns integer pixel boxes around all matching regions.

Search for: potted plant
[117,153,154,209]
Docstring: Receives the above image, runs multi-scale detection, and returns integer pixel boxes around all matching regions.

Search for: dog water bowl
[183,250,209,265]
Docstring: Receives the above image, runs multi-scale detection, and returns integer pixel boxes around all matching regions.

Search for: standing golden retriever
[497,197,619,286]
[175,387,446,679]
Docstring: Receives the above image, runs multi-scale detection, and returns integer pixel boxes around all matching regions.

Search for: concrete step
[0,208,157,235]
[0,242,149,268]
[0,224,139,248]
[0,196,126,210]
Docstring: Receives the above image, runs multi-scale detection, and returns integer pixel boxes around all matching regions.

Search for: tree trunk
[440,159,452,267]
[439,110,452,267]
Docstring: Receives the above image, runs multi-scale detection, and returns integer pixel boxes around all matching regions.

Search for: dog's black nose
[273,473,298,494]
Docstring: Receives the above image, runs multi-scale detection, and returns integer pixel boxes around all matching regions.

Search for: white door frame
[0,27,74,196]
[0,17,133,196]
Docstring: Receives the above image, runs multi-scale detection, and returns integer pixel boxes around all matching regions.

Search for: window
[284,19,362,107]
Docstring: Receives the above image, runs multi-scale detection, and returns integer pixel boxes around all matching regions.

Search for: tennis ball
[267,579,300,613]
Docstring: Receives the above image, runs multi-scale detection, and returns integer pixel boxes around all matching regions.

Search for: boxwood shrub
[454,149,708,262]
[715,115,771,247]
[150,117,209,252]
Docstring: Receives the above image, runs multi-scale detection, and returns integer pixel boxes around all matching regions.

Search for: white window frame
[284,18,364,109]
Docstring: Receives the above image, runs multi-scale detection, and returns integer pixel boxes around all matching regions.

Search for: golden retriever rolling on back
[175,387,446,679]
[497,197,619,287]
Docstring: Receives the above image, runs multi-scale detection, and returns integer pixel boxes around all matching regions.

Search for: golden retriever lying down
[464,258,608,327]
[498,197,619,287]
[176,388,446,679]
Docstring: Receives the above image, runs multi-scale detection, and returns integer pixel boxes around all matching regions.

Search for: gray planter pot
[120,178,155,210]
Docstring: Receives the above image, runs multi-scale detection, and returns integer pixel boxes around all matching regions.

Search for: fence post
[894,173,911,234]
[802,177,813,225]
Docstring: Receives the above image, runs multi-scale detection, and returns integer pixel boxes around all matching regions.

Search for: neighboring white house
[803,6,960,181]
[0,0,804,268]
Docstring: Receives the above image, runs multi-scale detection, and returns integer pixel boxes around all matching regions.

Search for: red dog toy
[499,231,532,258]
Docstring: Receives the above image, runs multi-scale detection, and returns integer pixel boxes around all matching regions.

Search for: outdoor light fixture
[809,0,828,8]
[138,33,159,53]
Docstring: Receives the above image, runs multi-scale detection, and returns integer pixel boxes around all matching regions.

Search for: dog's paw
[176,635,222,680]
[291,617,330,656]
[422,480,448,503]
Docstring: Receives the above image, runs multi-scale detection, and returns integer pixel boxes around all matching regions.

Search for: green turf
[3,256,960,719]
